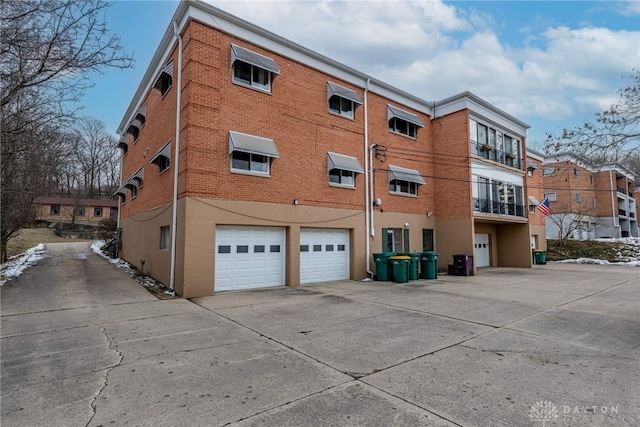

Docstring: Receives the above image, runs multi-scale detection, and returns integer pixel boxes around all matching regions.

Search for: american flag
[537,197,550,216]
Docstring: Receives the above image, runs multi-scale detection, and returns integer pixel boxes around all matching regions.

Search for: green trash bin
[390,255,410,283]
[533,250,547,265]
[408,253,421,280]
[421,251,439,279]
[373,252,395,281]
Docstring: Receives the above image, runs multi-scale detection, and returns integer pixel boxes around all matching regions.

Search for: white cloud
[206,0,639,140]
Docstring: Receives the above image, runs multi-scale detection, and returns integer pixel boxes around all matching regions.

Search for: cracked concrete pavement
[1,242,639,426]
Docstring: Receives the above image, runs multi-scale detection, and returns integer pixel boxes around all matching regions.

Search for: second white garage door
[300,228,349,284]
[215,226,285,292]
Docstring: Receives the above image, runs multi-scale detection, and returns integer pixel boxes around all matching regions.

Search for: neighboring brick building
[526,149,547,251]
[33,196,118,226]
[115,1,533,297]
[542,152,637,239]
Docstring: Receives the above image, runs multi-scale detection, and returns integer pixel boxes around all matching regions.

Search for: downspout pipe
[169,20,182,293]
[364,78,374,279]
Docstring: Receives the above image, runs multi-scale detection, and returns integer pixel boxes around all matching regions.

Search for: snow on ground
[557,237,640,267]
[0,244,47,286]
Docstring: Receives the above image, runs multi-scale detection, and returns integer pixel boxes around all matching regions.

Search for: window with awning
[153,60,173,96]
[388,165,425,196]
[231,44,279,92]
[327,152,364,187]
[327,82,362,119]
[229,131,279,176]
[388,105,424,138]
[117,135,128,154]
[150,141,171,173]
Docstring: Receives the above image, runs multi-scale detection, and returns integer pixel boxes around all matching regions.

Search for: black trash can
[452,254,474,276]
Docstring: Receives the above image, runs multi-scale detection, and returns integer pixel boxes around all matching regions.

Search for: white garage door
[300,228,349,284]
[474,233,490,267]
[215,226,285,292]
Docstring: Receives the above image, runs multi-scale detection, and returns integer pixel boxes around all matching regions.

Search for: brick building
[33,196,118,226]
[542,152,637,239]
[115,0,533,297]
[526,149,547,251]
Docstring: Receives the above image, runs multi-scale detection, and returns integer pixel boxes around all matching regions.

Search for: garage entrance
[300,228,349,284]
[215,226,285,292]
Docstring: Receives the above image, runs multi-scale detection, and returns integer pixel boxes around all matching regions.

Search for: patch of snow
[0,244,47,286]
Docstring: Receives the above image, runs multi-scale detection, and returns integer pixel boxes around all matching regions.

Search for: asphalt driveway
[1,242,639,426]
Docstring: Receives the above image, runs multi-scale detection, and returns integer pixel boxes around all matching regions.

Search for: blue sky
[82,0,640,147]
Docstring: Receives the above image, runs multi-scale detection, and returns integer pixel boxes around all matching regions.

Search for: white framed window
[231,151,270,174]
[231,44,280,93]
[390,180,418,196]
[329,169,355,186]
[160,226,170,250]
[574,168,580,176]
[576,193,582,203]
[389,117,418,138]
[544,192,557,202]
[329,96,354,118]
[592,198,597,208]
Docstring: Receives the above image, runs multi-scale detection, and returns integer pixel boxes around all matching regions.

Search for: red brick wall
[431,110,471,219]
[120,21,439,221]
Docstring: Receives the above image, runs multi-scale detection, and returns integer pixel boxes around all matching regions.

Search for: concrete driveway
[1,242,639,426]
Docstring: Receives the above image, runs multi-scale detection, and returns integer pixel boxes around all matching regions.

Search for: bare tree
[0,0,133,262]
[547,201,602,242]
[547,69,640,161]
[73,117,117,198]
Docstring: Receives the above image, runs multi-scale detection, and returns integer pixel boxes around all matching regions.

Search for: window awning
[153,60,174,91]
[327,82,363,105]
[127,119,141,136]
[114,185,126,198]
[117,135,128,151]
[528,196,540,205]
[231,44,280,75]
[229,131,279,158]
[527,160,538,169]
[135,104,147,123]
[388,165,425,185]
[150,140,171,166]
[387,105,424,127]
[125,167,144,188]
[327,152,364,174]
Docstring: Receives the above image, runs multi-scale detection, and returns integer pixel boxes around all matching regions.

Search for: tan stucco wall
[530,224,547,251]
[120,196,443,297]
[119,200,178,289]
[496,222,533,267]
[435,217,475,271]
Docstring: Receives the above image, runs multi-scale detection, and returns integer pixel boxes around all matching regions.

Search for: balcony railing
[473,198,526,218]
[471,142,522,170]
[619,209,627,217]
[630,212,636,219]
